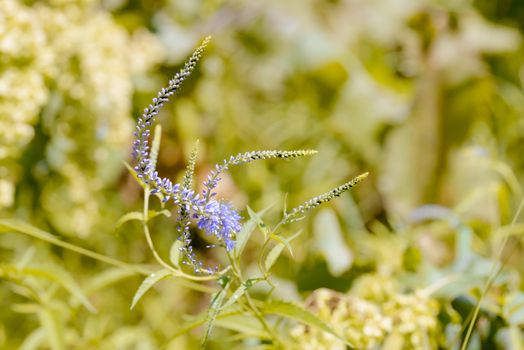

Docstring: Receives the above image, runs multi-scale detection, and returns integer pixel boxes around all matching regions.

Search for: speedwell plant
[128,37,367,348]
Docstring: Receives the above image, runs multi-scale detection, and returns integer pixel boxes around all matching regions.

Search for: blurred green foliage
[2,0,524,349]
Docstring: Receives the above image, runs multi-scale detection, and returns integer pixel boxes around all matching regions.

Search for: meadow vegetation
[1,0,524,349]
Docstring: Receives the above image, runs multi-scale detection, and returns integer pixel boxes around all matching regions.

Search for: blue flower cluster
[132,38,242,272]
[132,37,320,273]
[196,201,242,251]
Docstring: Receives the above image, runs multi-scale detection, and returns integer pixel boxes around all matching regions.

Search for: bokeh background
[2,0,524,348]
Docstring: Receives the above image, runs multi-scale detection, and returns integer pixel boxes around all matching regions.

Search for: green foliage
[130,269,172,310]
[2,0,524,349]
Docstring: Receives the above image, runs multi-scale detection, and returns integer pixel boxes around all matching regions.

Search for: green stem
[460,197,524,350]
[226,251,282,348]
[142,187,226,282]
[0,219,150,275]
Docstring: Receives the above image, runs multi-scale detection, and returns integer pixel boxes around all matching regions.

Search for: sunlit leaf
[220,279,261,311]
[116,209,172,230]
[262,300,352,347]
[214,315,268,339]
[2,264,97,313]
[265,244,285,272]
[84,268,137,295]
[169,305,243,341]
[38,307,65,350]
[509,326,524,349]
[115,212,143,229]
[123,161,145,188]
[507,292,524,325]
[265,231,302,271]
[201,281,230,348]
[313,208,353,276]
[19,327,46,350]
[247,207,270,240]
[268,234,293,257]
[169,240,184,268]
[235,206,271,258]
[234,214,257,258]
[0,219,149,275]
[130,269,172,310]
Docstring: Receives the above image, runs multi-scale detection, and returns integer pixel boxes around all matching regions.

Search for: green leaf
[234,213,257,258]
[115,212,142,229]
[124,162,145,189]
[264,244,285,272]
[130,269,172,310]
[262,300,353,347]
[247,207,270,240]
[3,264,97,313]
[220,279,261,311]
[265,231,302,271]
[38,306,65,350]
[115,209,171,230]
[43,267,97,313]
[168,305,243,342]
[84,268,137,295]
[169,240,184,268]
[19,327,46,350]
[149,209,172,220]
[214,315,268,339]
[453,224,475,272]
[0,219,150,275]
[509,326,524,349]
[268,234,293,257]
[507,292,524,325]
[313,208,353,276]
[17,246,36,269]
[234,206,270,258]
[201,281,230,348]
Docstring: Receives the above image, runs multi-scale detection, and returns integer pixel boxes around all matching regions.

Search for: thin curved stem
[142,187,227,282]
[226,251,282,348]
[460,197,524,350]
[0,218,151,275]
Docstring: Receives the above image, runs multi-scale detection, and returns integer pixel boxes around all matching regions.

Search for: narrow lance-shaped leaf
[234,206,271,258]
[247,207,270,240]
[0,219,150,275]
[262,300,354,347]
[130,269,172,310]
[115,212,143,229]
[201,281,230,348]
[84,267,137,296]
[168,305,243,342]
[213,315,269,340]
[0,264,97,313]
[265,231,302,272]
[115,209,171,230]
[38,306,65,350]
[220,278,261,311]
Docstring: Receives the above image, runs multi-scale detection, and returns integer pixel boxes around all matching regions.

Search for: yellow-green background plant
[1,0,524,349]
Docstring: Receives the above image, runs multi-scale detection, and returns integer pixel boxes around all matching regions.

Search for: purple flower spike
[195,200,241,251]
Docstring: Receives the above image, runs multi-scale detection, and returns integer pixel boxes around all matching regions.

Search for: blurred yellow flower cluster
[0,0,52,207]
[0,0,164,236]
[291,274,440,350]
